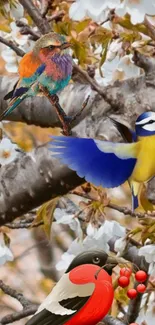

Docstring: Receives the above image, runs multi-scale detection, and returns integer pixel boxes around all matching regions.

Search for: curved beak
[106,256,126,270]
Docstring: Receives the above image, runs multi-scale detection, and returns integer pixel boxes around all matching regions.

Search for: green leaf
[36,197,59,238]
[74,19,91,33]
[3,233,10,247]
[99,41,109,77]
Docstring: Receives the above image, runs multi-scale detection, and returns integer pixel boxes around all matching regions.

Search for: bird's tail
[0,97,24,121]
[129,181,140,211]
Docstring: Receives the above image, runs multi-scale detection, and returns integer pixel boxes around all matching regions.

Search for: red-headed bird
[1,32,72,120]
[26,250,117,325]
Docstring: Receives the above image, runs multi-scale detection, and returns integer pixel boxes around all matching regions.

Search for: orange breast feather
[18,52,42,78]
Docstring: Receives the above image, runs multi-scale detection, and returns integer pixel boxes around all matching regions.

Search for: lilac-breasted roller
[49,111,155,211]
[1,32,72,120]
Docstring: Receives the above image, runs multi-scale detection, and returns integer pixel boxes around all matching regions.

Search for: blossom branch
[0,36,25,57]
[0,280,31,308]
[0,306,37,325]
[16,20,41,41]
[19,0,50,34]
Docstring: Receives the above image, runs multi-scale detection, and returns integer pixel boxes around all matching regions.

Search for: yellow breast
[131,135,155,182]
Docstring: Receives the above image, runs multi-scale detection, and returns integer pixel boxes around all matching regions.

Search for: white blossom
[116,0,155,25]
[54,208,83,238]
[1,19,34,73]
[0,138,18,166]
[0,244,14,266]
[95,54,140,86]
[86,223,98,237]
[1,47,19,73]
[106,40,122,61]
[56,220,126,270]
[114,237,127,256]
[136,293,155,325]
[4,2,24,20]
[56,252,75,271]
[138,244,155,275]
[69,0,120,22]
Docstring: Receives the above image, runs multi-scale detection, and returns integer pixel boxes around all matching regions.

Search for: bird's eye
[148,119,155,124]
[92,257,100,264]
[48,45,55,50]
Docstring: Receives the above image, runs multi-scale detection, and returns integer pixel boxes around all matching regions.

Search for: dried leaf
[36,197,59,238]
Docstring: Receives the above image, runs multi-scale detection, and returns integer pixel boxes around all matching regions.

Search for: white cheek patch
[142,122,155,131]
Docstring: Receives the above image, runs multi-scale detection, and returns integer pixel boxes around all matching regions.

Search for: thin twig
[39,87,72,135]
[0,36,25,57]
[47,10,65,22]
[0,306,37,325]
[41,0,52,18]
[19,0,50,34]
[0,280,31,308]
[5,221,43,229]
[71,189,155,219]
[16,20,40,41]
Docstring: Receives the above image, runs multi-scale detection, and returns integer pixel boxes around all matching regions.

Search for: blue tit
[49,111,155,211]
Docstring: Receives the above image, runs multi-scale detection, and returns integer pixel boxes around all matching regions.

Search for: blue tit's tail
[0,96,25,121]
[130,181,140,211]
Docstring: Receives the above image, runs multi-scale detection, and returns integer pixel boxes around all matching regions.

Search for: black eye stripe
[137,120,155,127]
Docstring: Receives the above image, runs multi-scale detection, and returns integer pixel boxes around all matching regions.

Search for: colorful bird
[49,111,155,211]
[1,32,72,120]
[26,249,117,325]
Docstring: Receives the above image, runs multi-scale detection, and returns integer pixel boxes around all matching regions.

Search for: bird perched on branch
[26,249,116,325]
[1,32,72,120]
[49,111,155,211]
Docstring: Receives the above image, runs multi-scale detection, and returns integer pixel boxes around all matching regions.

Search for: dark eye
[148,120,155,124]
[92,256,100,264]
[48,45,55,50]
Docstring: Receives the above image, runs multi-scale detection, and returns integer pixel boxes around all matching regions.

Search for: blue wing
[49,136,137,188]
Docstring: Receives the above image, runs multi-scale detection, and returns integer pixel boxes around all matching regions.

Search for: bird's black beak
[61,42,72,50]
[106,256,119,270]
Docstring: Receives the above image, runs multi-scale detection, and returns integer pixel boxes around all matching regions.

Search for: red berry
[118,276,130,288]
[120,267,132,278]
[127,288,137,299]
[135,270,147,282]
[137,284,146,293]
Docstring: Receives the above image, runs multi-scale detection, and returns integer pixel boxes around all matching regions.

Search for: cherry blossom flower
[95,54,141,86]
[0,243,14,266]
[1,47,19,73]
[56,220,126,270]
[136,293,155,325]
[114,237,127,256]
[138,244,155,276]
[0,138,19,166]
[116,0,155,25]
[1,19,34,73]
[69,0,120,22]
[4,2,24,20]
[54,208,83,238]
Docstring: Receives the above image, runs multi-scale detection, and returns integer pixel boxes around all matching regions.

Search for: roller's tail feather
[0,97,25,121]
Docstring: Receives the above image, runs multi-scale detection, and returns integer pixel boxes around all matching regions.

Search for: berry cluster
[118,268,147,299]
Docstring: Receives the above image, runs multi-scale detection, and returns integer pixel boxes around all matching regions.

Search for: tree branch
[0,37,25,57]
[16,20,41,41]
[0,280,31,308]
[0,306,37,325]
[19,0,51,34]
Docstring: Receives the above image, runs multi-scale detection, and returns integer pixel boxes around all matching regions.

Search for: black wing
[26,295,90,325]
[110,117,134,143]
